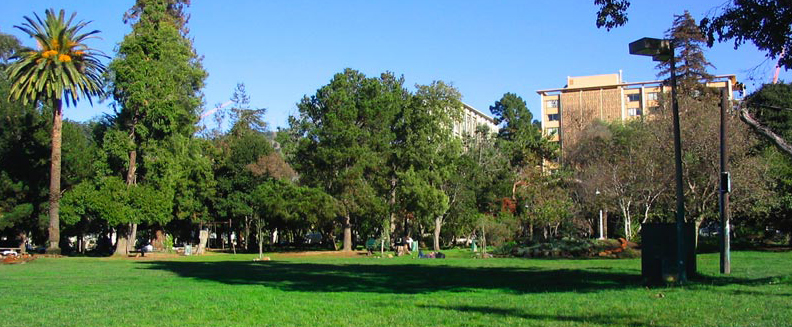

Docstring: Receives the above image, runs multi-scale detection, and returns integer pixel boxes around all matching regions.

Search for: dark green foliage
[746,83,792,142]
[594,0,630,30]
[506,238,638,258]
[109,0,206,141]
[97,0,209,232]
[252,179,339,232]
[596,1,792,71]
[656,11,714,95]
[292,69,404,248]
[701,0,792,70]
[0,35,49,243]
[210,84,275,245]
[745,83,792,242]
[490,93,554,167]
[0,32,22,65]
[61,176,170,227]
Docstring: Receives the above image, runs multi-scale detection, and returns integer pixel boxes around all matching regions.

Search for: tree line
[2,1,791,256]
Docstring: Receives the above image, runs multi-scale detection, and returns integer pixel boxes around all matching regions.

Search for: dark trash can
[641,223,696,284]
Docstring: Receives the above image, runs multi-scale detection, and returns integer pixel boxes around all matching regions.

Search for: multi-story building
[453,103,499,138]
[536,72,740,157]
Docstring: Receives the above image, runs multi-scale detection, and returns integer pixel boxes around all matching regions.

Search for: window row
[626,92,660,102]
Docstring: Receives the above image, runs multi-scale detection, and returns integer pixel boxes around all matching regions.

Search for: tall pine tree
[105,0,207,255]
[656,11,714,95]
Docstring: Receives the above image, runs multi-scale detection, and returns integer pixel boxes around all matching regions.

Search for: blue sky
[4,1,788,129]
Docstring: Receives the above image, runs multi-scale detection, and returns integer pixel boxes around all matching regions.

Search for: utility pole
[720,88,731,274]
[669,49,687,282]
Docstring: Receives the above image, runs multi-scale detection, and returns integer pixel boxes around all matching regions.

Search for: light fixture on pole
[629,37,688,282]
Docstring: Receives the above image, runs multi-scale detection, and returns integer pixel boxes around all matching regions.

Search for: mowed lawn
[1,250,790,327]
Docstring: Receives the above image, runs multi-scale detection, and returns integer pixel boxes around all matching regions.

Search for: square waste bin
[641,222,696,284]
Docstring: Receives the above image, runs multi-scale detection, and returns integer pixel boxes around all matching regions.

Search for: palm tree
[5,9,106,254]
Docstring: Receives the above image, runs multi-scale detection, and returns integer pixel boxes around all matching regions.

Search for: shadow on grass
[139,260,643,294]
[691,273,792,287]
[420,304,673,327]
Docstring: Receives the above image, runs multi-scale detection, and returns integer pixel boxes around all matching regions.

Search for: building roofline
[536,74,739,95]
[462,102,497,123]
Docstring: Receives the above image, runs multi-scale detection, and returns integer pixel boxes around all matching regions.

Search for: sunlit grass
[1,250,790,327]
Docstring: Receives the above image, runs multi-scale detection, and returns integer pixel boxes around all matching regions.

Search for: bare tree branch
[739,108,792,157]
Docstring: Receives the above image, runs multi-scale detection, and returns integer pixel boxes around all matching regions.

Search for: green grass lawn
[1,250,790,327]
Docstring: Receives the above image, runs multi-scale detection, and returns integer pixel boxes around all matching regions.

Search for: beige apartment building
[454,103,499,138]
[536,72,740,158]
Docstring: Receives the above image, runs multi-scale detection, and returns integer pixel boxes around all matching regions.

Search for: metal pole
[599,209,604,240]
[720,88,731,274]
[669,48,687,282]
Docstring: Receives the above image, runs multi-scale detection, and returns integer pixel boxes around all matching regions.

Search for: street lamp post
[629,37,687,282]
[595,189,604,240]
[720,88,731,274]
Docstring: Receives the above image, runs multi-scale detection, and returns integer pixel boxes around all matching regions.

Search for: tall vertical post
[720,88,731,274]
[669,48,687,282]
[599,209,604,240]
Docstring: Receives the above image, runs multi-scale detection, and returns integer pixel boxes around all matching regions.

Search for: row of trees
[2,3,791,255]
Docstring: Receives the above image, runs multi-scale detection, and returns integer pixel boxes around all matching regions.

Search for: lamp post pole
[669,47,687,282]
[720,88,731,274]
[629,37,687,282]
[596,189,604,240]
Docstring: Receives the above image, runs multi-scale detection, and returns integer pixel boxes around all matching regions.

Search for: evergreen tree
[489,93,553,167]
[656,11,715,95]
[104,0,207,255]
[210,83,275,252]
[0,34,50,249]
[291,69,400,251]
[395,81,463,251]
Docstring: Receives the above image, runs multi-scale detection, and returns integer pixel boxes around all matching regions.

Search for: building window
[548,113,560,121]
[647,92,659,101]
[649,106,660,113]
[628,108,643,116]
[546,127,559,135]
[546,99,559,108]
[627,94,641,102]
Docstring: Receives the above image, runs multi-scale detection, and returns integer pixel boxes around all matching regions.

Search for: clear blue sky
[4,1,788,129]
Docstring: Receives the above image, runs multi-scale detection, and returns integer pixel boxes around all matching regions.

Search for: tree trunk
[153,228,166,251]
[526,220,533,241]
[389,177,397,237]
[694,217,703,248]
[481,221,487,259]
[79,232,85,254]
[244,216,250,251]
[129,223,138,252]
[229,219,236,254]
[197,229,208,255]
[114,224,129,256]
[342,214,352,251]
[46,100,63,255]
[18,231,26,254]
[257,224,264,259]
[327,228,338,251]
[433,216,443,251]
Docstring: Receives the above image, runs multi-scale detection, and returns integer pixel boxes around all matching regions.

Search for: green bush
[507,238,639,258]
[164,234,174,252]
